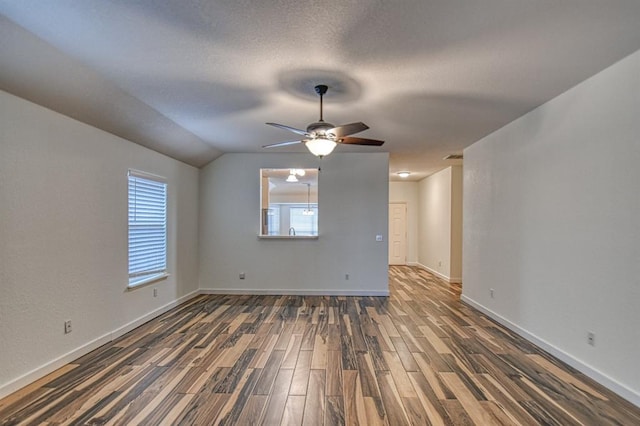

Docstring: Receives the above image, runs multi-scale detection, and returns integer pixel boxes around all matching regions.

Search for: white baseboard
[0,290,200,400]
[200,288,389,297]
[461,294,640,408]
[414,262,462,283]
[111,290,199,340]
[0,333,113,400]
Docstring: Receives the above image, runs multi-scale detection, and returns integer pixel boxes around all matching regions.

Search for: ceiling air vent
[443,154,463,160]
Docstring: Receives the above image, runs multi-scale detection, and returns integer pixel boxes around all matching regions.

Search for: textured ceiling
[2,1,640,180]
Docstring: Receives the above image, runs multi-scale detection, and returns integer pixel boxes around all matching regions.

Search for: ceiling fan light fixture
[264,84,383,157]
[397,171,411,178]
[305,138,337,157]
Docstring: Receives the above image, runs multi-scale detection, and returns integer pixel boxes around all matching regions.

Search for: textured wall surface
[199,153,389,295]
[418,167,454,279]
[0,91,200,396]
[463,50,640,405]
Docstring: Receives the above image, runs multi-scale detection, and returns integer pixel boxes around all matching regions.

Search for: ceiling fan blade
[262,140,303,148]
[339,136,385,146]
[328,122,369,137]
[266,122,309,136]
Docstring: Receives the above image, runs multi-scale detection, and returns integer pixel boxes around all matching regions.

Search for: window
[265,208,280,236]
[289,205,318,235]
[128,170,167,287]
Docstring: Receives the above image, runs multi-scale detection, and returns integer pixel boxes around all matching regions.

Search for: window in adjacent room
[260,168,319,237]
[128,170,168,288]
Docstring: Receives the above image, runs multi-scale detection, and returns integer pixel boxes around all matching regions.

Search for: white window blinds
[128,170,167,287]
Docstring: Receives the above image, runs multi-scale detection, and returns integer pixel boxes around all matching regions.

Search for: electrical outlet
[490,288,495,298]
[64,320,72,334]
[153,288,158,297]
[587,332,595,346]
[239,272,246,280]
[375,234,383,242]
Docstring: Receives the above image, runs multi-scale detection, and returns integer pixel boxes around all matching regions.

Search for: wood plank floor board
[401,395,431,426]
[234,394,268,425]
[281,395,306,426]
[407,370,451,425]
[302,369,326,426]
[253,350,285,395]
[342,370,367,426]
[261,368,294,425]
[216,368,263,426]
[475,373,539,425]
[441,399,475,426]
[325,395,345,426]
[375,370,410,425]
[1,266,638,425]
[282,334,304,369]
[326,350,343,397]
[289,350,313,396]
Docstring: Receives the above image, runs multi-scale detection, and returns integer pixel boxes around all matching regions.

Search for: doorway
[389,203,407,265]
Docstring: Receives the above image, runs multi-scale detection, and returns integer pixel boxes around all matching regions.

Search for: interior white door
[389,203,407,265]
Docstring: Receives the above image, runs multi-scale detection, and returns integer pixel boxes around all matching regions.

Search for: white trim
[414,262,462,283]
[126,272,170,290]
[258,235,319,240]
[200,288,389,297]
[461,294,640,408]
[127,168,166,183]
[111,290,199,339]
[0,290,199,400]
[0,334,113,400]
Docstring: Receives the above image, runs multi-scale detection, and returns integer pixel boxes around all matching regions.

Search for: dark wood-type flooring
[1,266,639,425]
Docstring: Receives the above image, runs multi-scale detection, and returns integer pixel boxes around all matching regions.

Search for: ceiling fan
[263,84,384,157]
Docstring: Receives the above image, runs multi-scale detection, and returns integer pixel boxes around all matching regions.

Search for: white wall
[463,50,640,405]
[417,166,462,282]
[450,166,463,280]
[0,91,200,398]
[389,181,419,264]
[199,153,389,295]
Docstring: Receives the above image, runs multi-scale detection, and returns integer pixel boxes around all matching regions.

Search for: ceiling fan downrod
[315,84,328,122]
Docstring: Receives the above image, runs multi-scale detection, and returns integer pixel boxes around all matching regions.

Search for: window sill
[127,272,170,291]
[258,235,319,240]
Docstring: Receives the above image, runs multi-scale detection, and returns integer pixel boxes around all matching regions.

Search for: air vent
[443,154,463,160]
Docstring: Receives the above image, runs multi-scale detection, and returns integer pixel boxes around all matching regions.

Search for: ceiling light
[397,171,411,178]
[305,138,337,157]
[295,169,306,176]
[286,173,298,182]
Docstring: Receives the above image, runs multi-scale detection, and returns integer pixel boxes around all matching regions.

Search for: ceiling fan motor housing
[306,121,337,139]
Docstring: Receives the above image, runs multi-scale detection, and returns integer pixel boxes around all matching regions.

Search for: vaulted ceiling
[2,1,640,180]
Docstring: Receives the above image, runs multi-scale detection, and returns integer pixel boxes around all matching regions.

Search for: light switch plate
[375,234,383,242]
